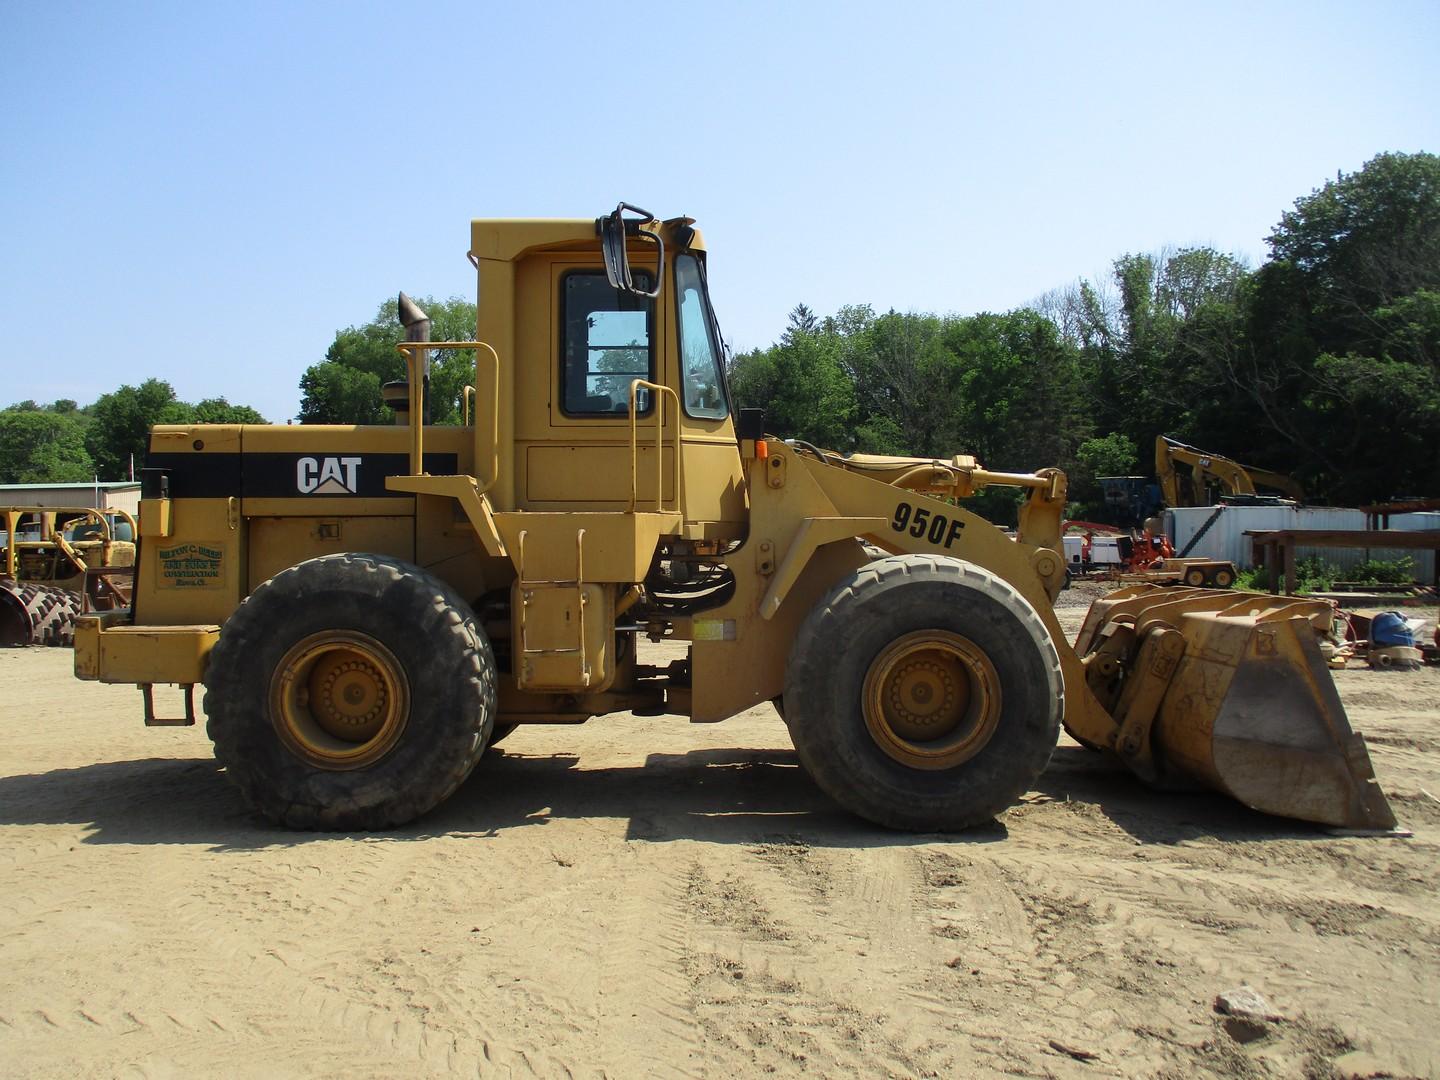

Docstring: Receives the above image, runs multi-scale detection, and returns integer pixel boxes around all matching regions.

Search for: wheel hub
[271,631,410,770]
[862,630,1001,770]
[313,657,389,739]
[885,658,966,738]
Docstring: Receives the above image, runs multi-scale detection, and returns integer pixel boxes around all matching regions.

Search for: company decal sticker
[157,542,225,588]
[296,456,362,495]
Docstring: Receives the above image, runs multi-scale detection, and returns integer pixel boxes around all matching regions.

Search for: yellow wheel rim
[862,630,1001,770]
[270,631,410,770]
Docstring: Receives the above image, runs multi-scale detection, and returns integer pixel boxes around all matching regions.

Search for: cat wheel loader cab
[72,203,1397,835]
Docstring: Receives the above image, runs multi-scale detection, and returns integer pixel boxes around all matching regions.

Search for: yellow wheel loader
[72,204,1396,833]
[2,507,136,647]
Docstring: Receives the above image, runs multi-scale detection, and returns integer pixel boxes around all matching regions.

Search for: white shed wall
[1168,506,1437,580]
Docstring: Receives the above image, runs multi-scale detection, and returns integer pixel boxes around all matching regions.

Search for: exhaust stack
[385,293,432,425]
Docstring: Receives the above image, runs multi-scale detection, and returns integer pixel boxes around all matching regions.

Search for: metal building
[0,481,142,517]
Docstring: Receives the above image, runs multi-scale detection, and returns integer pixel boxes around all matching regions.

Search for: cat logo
[296,456,362,495]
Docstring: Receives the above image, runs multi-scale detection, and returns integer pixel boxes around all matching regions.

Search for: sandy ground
[2,603,1439,1079]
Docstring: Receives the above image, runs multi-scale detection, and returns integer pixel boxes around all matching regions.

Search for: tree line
[0,383,264,485]
[729,152,1439,513]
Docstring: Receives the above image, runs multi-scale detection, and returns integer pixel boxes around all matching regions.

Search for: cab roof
[470,217,705,263]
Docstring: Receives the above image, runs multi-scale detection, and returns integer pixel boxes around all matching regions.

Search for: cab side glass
[562,271,655,416]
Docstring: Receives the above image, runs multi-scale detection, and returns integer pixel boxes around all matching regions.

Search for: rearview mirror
[598,202,664,299]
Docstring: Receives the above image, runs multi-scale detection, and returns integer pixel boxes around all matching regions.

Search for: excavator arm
[1155,435,1305,506]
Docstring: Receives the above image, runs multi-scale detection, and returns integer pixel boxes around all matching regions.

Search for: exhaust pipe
[385,292,431,425]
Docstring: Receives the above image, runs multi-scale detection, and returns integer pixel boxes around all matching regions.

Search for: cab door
[515,256,673,510]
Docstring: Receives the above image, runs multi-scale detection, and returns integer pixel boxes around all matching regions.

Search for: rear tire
[204,553,496,830]
[1183,567,1207,588]
[784,555,1062,831]
[1212,566,1236,588]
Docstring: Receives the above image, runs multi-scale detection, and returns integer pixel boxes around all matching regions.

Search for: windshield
[674,254,728,419]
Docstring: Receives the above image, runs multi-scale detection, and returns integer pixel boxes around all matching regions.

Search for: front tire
[784,555,1062,831]
[204,553,496,830]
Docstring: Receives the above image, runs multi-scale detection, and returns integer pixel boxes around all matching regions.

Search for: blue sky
[3,1,1436,425]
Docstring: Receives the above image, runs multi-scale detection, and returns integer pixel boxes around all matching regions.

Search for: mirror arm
[600,202,664,299]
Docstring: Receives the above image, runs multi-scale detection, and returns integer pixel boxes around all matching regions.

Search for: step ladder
[514,527,597,690]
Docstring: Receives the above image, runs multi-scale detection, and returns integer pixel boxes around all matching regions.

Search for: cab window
[561,270,654,416]
[674,254,728,419]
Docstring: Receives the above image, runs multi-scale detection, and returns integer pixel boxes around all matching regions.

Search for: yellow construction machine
[2,507,136,646]
[1155,435,1306,508]
[72,205,1395,833]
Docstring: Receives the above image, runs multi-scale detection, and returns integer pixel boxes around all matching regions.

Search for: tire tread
[785,554,1062,831]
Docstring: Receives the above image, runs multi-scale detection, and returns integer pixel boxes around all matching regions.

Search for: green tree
[1243,152,1440,500]
[781,303,819,342]
[1157,247,1247,321]
[297,363,388,425]
[937,309,1089,473]
[301,295,478,424]
[765,324,856,448]
[716,154,1440,507]
[1304,352,1440,502]
[0,408,94,483]
[1067,432,1139,517]
[726,346,778,412]
[85,380,194,480]
[849,310,957,456]
[729,313,857,449]
[193,398,267,424]
[1075,432,1138,479]
[1266,151,1440,349]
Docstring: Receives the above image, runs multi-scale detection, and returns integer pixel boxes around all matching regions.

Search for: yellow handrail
[394,341,500,492]
[626,379,682,513]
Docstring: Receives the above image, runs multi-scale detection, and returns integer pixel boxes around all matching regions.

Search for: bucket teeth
[1077,585,1397,831]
